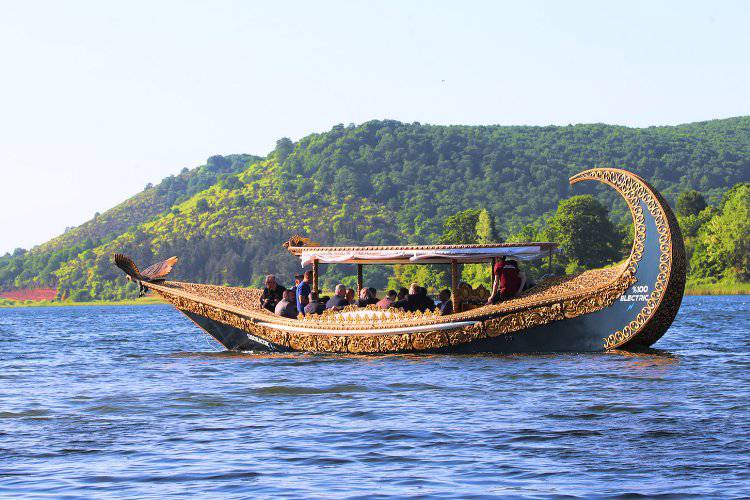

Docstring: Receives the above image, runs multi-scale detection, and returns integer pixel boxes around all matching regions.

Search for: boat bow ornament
[113,168,686,354]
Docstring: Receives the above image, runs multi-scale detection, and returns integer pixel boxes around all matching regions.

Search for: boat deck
[156,263,629,330]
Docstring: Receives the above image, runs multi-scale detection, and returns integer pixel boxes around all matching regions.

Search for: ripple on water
[0,298,748,498]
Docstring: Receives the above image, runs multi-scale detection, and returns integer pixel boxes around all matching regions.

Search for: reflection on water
[0,295,748,498]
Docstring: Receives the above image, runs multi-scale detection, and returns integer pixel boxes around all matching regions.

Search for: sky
[1,0,748,254]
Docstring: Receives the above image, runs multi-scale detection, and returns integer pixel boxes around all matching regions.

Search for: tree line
[0,118,748,300]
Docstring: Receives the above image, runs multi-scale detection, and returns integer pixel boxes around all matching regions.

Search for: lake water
[1,296,748,498]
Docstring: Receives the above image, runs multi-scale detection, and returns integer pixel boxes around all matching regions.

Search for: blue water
[0,296,748,498]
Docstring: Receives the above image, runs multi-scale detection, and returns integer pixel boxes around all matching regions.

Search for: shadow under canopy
[285,240,559,312]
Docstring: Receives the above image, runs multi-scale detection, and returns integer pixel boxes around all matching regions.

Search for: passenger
[436,289,453,315]
[260,274,285,312]
[416,286,436,312]
[488,256,522,304]
[511,260,528,292]
[397,287,409,301]
[392,283,429,312]
[291,274,303,305]
[376,289,397,309]
[296,270,312,316]
[357,287,379,307]
[304,291,326,315]
[274,289,298,319]
[345,288,356,305]
[368,287,377,300]
[326,284,349,310]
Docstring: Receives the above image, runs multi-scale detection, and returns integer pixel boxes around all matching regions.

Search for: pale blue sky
[1,1,748,254]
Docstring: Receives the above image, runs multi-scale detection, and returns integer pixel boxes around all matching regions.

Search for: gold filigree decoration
[570,168,685,350]
[282,235,321,249]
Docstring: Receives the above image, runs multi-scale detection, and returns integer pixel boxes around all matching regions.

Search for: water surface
[1,296,748,498]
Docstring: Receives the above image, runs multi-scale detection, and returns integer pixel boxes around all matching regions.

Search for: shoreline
[0,296,167,308]
[2,283,748,308]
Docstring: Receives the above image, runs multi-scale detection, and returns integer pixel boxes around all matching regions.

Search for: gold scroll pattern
[570,168,686,350]
[158,264,630,333]
[152,269,634,354]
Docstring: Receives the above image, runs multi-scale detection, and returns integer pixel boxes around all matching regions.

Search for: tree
[690,183,750,282]
[207,155,231,171]
[677,190,708,217]
[196,199,210,213]
[388,264,447,292]
[475,209,498,243]
[543,195,622,269]
[439,209,481,244]
[3,118,750,301]
[275,138,294,162]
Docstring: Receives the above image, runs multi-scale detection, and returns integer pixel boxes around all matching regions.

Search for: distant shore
[684,282,750,296]
[0,296,166,308]
[2,283,748,308]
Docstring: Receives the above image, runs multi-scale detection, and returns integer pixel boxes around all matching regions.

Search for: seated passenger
[376,289,397,309]
[393,283,434,312]
[345,288,356,306]
[511,260,528,292]
[326,284,349,310]
[488,256,522,304]
[357,287,379,307]
[260,274,285,312]
[274,289,298,319]
[304,291,326,315]
[416,286,436,312]
[396,287,408,301]
[436,289,453,315]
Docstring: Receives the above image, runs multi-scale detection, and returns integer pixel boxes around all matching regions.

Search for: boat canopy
[287,243,558,267]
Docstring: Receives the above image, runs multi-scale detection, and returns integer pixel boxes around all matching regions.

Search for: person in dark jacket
[260,274,285,312]
[416,286,436,312]
[436,289,453,315]
[326,284,349,310]
[304,291,326,315]
[357,287,379,307]
[274,289,298,319]
[393,284,434,312]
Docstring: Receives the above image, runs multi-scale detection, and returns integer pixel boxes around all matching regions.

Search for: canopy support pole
[312,259,319,294]
[490,257,496,280]
[356,264,363,296]
[451,259,459,313]
[548,248,553,273]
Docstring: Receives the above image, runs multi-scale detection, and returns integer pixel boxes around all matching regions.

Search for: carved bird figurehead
[113,254,179,297]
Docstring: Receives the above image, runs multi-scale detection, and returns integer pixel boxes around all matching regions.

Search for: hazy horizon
[2,0,749,254]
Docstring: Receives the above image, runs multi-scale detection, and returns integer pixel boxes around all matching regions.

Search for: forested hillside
[1,118,748,301]
[0,154,259,295]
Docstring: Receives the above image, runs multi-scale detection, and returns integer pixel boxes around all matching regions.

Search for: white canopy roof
[292,244,557,267]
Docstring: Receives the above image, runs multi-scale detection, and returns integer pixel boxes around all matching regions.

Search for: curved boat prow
[569,168,686,349]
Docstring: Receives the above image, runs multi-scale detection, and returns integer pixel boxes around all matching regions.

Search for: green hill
[1,118,749,300]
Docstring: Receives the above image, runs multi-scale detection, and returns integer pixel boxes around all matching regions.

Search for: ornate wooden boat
[113,168,686,354]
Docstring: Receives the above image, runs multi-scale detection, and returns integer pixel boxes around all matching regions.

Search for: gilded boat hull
[119,168,686,354]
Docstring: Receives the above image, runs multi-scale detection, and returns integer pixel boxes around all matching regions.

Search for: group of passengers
[259,255,524,320]
[259,271,454,319]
